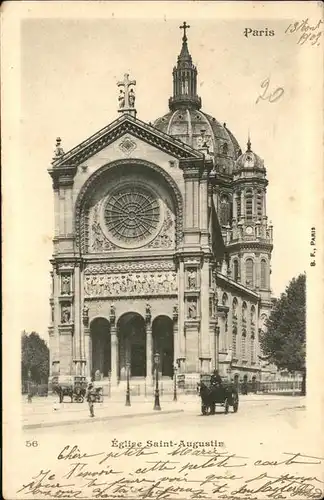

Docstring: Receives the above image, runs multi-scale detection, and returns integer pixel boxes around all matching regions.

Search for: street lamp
[125,362,131,407]
[173,362,178,402]
[153,352,161,411]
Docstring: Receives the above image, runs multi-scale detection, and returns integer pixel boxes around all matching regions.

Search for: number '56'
[25,440,38,447]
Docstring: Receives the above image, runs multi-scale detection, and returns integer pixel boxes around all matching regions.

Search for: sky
[4,2,322,342]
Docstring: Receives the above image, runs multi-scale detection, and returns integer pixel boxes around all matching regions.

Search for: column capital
[179,158,205,180]
[48,165,77,190]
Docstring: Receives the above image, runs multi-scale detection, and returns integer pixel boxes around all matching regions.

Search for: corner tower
[227,137,273,316]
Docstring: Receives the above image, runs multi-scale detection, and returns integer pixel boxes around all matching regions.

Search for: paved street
[24,395,307,444]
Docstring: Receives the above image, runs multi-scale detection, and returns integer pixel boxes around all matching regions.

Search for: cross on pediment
[180,21,190,41]
[117,73,136,112]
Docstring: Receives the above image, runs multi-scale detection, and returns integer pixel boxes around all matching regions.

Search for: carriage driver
[211,369,222,387]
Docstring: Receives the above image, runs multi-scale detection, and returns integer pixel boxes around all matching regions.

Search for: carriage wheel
[224,399,229,414]
[201,404,208,415]
[77,396,84,403]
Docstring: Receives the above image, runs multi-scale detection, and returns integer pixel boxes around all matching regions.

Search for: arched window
[257,190,263,219]
[232,297,238,318]
[245,189,253,220]
[250,305,256,325]
[261,259,267,288]
[222,293,228,306]
[241,328,247,360]
[222,143,228,155]
[242,302,247,323]
[233,260,239,281]
[232,326,237,357]
[250,336,255,363]
[220,195,231,226]
[245,258,254,287]
[236,192,241,219]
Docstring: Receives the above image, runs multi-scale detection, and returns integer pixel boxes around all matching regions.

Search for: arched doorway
[118,313,146,379]
[90,317,111,379]
[152,315,174,378]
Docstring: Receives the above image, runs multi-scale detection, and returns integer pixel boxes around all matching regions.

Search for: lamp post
[125,362,131,407]
[27,369,31,397]
[173,363,178,402]
[153,352,161,411]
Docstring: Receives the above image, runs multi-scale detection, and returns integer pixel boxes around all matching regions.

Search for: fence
[22,378,303,398]
[22,381,48,397]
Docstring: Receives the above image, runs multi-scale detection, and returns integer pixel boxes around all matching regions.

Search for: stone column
[199,168,209,248]
[200,258,210,370]
[240,191,245,220]
[52,267,60,375]
[73,264,82,375]
[172,305,179,366]
[110,328,118,386]
[263,189,267,217]
[53,190,60,238]
[215,327,220,370]
[82,304,91,377]
[252,189,256,219]
[178,261,185,370]
[84,327,91,377]
[145,304,153,384]
[233,192,237,219]
[110,304,118,386]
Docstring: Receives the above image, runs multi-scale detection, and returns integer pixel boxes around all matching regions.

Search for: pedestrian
[86,383,96,417]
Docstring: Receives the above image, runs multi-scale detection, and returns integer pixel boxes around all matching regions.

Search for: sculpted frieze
[84,271,178,297]
[84,261,175,274]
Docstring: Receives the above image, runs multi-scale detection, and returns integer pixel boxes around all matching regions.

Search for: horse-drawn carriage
[199,374,239,415]
[52,376,88,403]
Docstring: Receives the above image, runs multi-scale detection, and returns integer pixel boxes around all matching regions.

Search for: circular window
[102,184,162,248]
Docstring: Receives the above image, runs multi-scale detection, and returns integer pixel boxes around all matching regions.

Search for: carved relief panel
[84,270,178,297]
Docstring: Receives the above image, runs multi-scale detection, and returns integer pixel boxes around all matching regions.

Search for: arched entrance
[90,317,111,379]
[152,315,174,378]
[118,313,146,379]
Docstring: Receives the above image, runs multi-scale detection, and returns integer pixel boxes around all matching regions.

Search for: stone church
[48,24,273,388]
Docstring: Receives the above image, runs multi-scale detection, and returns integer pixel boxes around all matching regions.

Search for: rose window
[103,185,161,246]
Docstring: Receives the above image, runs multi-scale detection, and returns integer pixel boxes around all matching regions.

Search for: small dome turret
[235,137,265,171]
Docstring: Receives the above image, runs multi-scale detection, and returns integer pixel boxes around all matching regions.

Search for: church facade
[48,25,273,387]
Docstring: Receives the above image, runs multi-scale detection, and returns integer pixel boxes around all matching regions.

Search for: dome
[152,25,242,175]
[154,109,242,174]
[235,138,265,171]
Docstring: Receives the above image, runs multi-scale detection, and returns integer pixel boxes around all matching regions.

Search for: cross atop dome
[169,23,202,111]
[180,21,190,42]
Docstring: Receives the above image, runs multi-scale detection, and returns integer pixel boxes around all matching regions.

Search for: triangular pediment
[52,113,203,168]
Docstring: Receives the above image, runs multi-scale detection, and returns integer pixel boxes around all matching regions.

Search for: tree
[259,273,306,394]
[21,331,49,384]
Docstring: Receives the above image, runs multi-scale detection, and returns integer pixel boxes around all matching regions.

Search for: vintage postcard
[2,1,324,499]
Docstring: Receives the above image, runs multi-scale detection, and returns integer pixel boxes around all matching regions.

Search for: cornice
[50,114,203,169]
[48,165,78,189]
[226,241,273,252]
[216,272,260,301]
